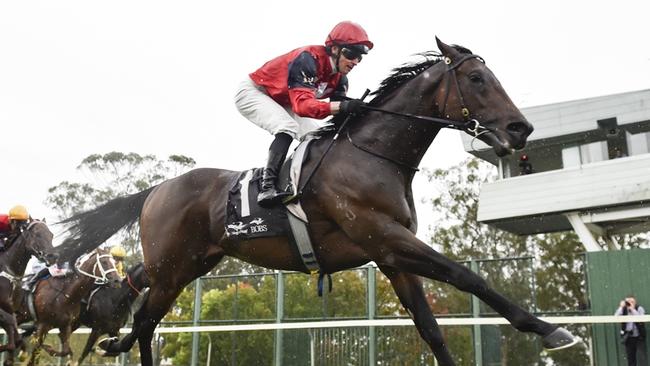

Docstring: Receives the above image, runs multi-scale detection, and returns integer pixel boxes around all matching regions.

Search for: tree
[45,152,196,262]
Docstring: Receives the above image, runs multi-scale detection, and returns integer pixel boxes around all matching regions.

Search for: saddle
[225,136,331,293]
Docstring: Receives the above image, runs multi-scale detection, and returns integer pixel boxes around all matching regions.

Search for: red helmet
[325,21,373,51]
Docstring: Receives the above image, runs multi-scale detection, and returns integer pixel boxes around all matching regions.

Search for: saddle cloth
[225,167,290,240]
[225,136,317,240]
[224,136,327,277]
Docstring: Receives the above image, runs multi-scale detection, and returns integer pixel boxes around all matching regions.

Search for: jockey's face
[333,46,360,75]
[9,220,27,232]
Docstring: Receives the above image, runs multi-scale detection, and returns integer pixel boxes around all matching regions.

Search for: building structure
[462,89,650,251]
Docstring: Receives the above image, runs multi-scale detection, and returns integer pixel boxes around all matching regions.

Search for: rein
[295,52,492,196]
[359,53,492,136]
[344,53,491,172]
[126,273,142,295]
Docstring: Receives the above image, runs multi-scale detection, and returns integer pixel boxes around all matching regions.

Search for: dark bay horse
[23,248,121,366]
[0,220,53,360]
[51,38,577,366]
[74,262,149,365]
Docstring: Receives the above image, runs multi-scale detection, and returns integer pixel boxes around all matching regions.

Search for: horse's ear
[42,217,47,223]
[435,36,460,60]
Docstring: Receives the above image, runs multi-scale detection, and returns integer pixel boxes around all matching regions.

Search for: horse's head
[75,248,122,288]
[124,262,150,293]
[434,37,533,156]
[13,220,55,263]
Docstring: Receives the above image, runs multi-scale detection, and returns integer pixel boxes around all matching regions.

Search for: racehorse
[75,262,149,365]
[50,38,577,366]
[0,220,53,361]
[23,248,121,366]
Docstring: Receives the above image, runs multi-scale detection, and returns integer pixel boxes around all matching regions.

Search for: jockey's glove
[339,99,367,115]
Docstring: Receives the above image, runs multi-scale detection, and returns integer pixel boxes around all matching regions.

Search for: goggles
[341,47,364,62]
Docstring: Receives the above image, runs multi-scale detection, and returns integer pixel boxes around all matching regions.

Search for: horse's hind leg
[137,284,187,366]
[381,268,455,366]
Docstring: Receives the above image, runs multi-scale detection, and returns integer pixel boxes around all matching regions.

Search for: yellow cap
[110,245,127,258]
[8,205,29,221]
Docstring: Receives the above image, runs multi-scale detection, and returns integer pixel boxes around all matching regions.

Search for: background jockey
[0,205,31,251]
[234,20,373,207]
[110,245,127,277]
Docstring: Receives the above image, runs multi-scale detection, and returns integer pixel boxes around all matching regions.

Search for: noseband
[75,252,118,285]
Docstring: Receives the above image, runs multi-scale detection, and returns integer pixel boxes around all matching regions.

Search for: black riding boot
[258,133,293,208]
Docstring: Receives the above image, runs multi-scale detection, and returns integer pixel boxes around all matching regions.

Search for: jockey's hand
[339,99,367,115]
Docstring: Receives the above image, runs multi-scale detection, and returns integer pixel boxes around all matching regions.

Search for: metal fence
[3,255,592,366]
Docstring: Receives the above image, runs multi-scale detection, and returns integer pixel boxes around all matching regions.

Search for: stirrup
[258,189,292,208]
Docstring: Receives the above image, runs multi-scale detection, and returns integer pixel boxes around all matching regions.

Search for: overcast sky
[1,1,649,243]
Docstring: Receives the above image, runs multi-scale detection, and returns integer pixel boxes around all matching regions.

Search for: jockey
[235,20,373,207]
[0,205,31,251]
[0,214,10,251]
[110,245,127,277]
[24,259,70,292]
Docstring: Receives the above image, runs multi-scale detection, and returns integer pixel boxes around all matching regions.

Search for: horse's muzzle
[109,278,122,289]
[506,120,534,149]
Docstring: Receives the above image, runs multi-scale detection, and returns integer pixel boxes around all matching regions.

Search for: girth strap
[286,211,320,273]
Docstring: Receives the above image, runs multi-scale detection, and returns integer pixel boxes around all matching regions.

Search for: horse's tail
[53,186,157,264]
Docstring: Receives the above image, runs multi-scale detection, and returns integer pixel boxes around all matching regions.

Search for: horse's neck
[0,241,31,276]
[117,279,139,305]
[63,269,99,301]
[350,75,443,171]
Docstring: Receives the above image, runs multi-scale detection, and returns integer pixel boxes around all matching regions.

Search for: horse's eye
[469,73,483,83]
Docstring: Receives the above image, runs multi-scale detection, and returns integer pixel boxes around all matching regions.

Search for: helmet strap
[331,44,342,73]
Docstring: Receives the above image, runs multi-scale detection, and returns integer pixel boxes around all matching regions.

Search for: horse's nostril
[507,121,534,136]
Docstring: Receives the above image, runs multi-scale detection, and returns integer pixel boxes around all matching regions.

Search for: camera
[625,300,631,307]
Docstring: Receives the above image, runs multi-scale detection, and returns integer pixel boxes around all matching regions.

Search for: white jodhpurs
[234,77,324,140]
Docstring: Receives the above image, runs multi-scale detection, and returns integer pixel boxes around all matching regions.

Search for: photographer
[615,295,647,366]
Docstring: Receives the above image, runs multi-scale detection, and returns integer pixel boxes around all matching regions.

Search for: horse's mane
[316,45,473,136]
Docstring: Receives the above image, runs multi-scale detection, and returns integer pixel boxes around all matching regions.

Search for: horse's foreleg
[98,299,147,356]
[381,268,455,366]
[0,310,16,353]
[370,223,575,350]
[78,328,100,365]
[26,326,47,366]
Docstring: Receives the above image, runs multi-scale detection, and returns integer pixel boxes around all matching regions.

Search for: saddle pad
[278,136,317,223]
[225,168,290,240]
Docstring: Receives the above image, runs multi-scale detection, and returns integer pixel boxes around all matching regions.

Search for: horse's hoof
[542,327,579,351]
[96,337,120,356]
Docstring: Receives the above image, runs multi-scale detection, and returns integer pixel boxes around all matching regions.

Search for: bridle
[359,53,491,137]
[126,272,143,295]
[20,221,50,262]
[295,52,494,197]
[75,251,118,285]
[342,53,494,172]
